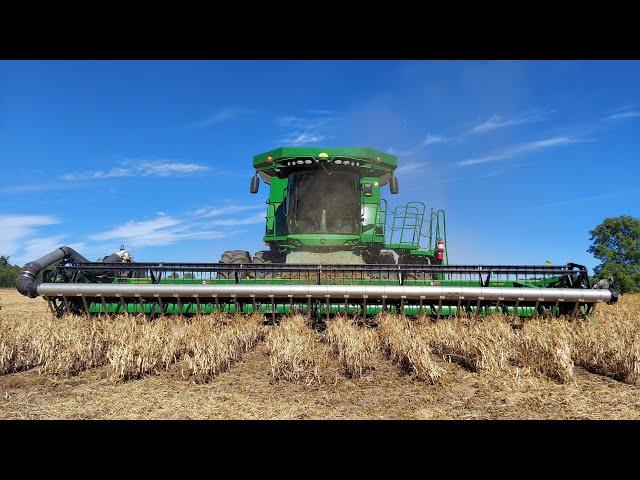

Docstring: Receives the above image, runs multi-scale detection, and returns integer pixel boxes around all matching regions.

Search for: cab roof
[253,147,397,178]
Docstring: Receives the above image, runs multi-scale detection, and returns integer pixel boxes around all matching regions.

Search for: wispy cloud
[387,133,449,158]
[534,188,640,208]
[194,204,264,218]
[457,136,579,167]
[189,107,254,128]
[276,115,333,130]
[395,161,429,176]
[87,202,263,248]
[435,164,531,184]
[88,213,231,248]
[61,160,209,181]
[470,111,550,135]
[204,213,265,226]
[423,133,448,145]
[280,132,327,145]
[0,182,93,194]
[604,110,640,121]
[0,214,60,260]
[277,113,337,145]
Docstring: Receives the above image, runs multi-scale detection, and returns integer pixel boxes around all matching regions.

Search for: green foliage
[0,256,21,288]
[588,215,640,293]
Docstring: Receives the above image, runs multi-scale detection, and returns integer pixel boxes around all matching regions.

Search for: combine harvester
[17,147,617,318]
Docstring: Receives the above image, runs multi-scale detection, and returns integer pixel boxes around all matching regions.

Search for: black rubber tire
[378,251,396,265]
[252,250,271,262]
[371,251,398,280]
[252,250,272,279]
[218,250,252,279]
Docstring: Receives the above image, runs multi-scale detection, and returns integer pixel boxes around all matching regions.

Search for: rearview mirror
[389,176,399,194]
[250,174,260,194]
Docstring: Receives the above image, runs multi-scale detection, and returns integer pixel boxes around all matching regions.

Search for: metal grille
[52,262,588,288]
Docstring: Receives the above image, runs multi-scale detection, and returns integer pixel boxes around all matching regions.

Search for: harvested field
[1,288,639,419]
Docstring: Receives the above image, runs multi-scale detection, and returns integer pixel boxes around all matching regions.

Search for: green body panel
[254,146,444,263]
[285,234,361,247]
[264,176,288,240]
[360,176,386,245]
[254,147,397,173]
[87,300,559,318]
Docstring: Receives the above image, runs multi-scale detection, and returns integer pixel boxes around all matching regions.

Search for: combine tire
[371,251,398,281]
[252,250,285,279]
[218,250,252,279]
[398,255,432,281]
[251,250,272,279]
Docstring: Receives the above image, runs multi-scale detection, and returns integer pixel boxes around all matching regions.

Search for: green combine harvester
[17,147,617,318]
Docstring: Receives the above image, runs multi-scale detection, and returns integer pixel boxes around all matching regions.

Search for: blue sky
[1,60,638,272]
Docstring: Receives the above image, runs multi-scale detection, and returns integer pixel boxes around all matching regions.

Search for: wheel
[252,250,273,279]
[370,250,398,281]
[398,255,432,281]
[218,250,252,279]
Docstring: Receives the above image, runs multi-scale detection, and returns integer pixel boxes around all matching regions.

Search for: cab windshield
[287,169,360,234]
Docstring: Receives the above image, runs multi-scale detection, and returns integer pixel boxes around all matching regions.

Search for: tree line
[1,215,639,292]
[0,256,21,288]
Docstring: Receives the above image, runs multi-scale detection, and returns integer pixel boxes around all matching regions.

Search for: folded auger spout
[17,247,617,319]
[16,246,89,298]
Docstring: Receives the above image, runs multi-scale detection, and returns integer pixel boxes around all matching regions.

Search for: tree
[588,215,640,293]
[0,256,21,288]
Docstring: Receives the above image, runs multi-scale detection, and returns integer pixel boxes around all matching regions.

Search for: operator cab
[286,166,360,234]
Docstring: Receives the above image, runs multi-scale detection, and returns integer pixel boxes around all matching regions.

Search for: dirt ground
[1,288,639,419]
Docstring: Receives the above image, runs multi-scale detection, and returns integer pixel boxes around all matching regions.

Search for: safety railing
[386,201,426,248]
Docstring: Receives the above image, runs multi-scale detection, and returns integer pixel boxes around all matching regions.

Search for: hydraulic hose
[16,246,89,298]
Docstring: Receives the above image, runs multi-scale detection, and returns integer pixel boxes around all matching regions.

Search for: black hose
[16,246,89,298]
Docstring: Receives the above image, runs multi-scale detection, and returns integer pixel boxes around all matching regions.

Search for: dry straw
[2,290,639,387]
[266,314,326,384]
[0,314,43,374]
[325,316,378,378]
[184,313,264,383]
[424,315,514,375]
[106,315,190,381]
[570,298,640,384]
[514,319,574,383]
[38,315,108,376]
[377,313,443,383]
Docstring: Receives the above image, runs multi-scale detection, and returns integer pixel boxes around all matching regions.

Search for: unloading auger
[16,147,617,318]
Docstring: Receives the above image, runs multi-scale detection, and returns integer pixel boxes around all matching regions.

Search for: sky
[0,60,638,272]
